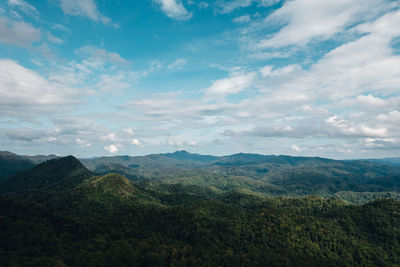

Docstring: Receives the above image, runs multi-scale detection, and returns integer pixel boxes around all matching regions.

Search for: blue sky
[1,0,400,158]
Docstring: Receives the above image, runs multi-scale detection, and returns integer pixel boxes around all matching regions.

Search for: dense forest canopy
[1,152,400,266]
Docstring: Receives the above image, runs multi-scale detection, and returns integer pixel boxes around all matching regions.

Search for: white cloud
[217,0,279,13]
[104,144,121,154]
[324,115,388,138]
[47,32,63,45]
[0,59,80,119]
[123,128,135,135]
[154,0,192,21]
[233,15,251,24]
[217,0,253,13]
[376,110,400,122]
[259,65,272,76]
[95,73,133,93]
[75,45,129,65]
[0,17,41,46]
[298,10,400,99]
[291,144,301,152]
[259,0,279,6]
[58,0,118,27]
[204,71,257,99]
[101,133,118,142]
[258,0,390,48]
[8,0,39,18]
[167,58,187,70]
[76,138,92,147]
[167,139,197,147]
[131,138,142,146]
[357,94,389,107]
[51,23,69,32]
[120,7,400,156]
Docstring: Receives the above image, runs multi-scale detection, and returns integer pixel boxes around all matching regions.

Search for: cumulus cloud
[291,145,301,152]
[58,0,118,27]
[3,1,400,158]
[131,138,142,146]
[0,59,80,120]
[120,7,400,156]
[154,0,192,21]
[204,71,257,99]
[0,17,41,46]
[258,0,391,48]
[104,144,121,154]
[280,10,400,100]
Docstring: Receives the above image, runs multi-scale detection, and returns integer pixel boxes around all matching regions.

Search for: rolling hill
[80,151,400,199]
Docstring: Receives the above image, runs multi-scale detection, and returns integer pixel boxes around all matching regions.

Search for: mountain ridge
[0,155,94,193]
[0,151,36,181]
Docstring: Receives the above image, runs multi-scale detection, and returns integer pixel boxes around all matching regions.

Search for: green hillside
[1,182,400,266]
[2,153,400,266]
[0,151,36,181]
[81,151,400,201]
[0,156,93,193]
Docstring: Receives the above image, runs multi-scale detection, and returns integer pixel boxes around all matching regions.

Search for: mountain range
[2,150,400,201]
[2,150,400,266]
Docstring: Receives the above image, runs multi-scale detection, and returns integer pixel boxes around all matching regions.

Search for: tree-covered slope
[1,154,400,266]
[1,190,400,266]
[0,156,94,193]
[0,151,36,181]
[81,151,400,198]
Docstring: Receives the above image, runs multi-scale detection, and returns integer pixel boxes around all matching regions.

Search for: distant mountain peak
[163,150,218,162]
[174,150,190,154]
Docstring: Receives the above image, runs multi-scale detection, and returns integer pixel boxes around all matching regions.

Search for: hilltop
[0,156,93,193]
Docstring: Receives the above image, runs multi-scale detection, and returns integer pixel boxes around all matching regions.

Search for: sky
[1,0,400,158]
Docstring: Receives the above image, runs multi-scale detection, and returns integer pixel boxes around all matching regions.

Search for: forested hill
[0,156,94,193]
[2,150,400,201]
[80,150,400,200]
[1,155,400,266]
[0,151,35,181]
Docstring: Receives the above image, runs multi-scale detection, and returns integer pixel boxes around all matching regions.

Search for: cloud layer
[1,0,400,158]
